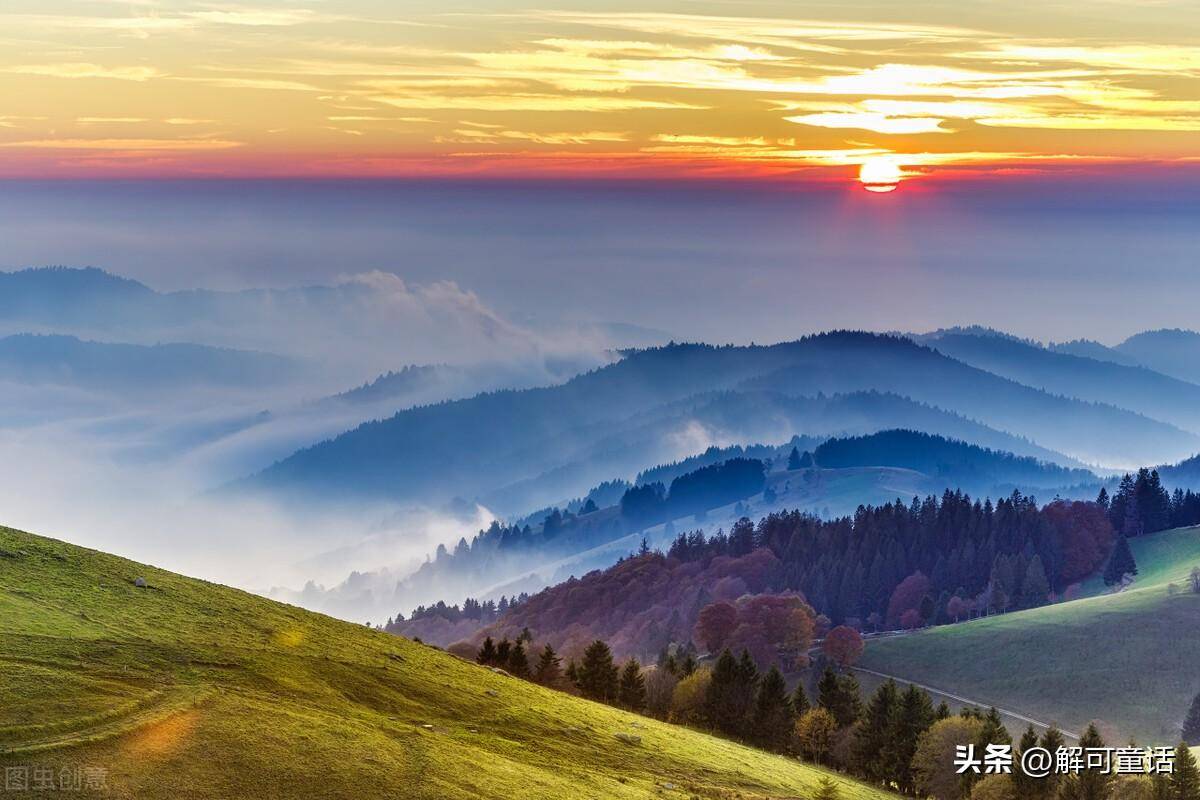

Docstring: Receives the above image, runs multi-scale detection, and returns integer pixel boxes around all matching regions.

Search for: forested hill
[244,332,1192,506]
[810,430,1095,490]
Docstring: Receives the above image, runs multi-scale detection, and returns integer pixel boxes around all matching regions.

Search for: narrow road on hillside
[850,665,1080,740]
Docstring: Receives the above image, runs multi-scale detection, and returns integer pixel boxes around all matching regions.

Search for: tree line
[471,632,1200,799]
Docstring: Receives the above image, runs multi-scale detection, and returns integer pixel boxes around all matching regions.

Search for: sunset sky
[2,0,1198,182]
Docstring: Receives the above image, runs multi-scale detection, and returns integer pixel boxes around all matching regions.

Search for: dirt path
[850,665,1080,740]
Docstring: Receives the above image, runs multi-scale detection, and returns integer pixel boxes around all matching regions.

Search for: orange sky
[1,1,1198,183]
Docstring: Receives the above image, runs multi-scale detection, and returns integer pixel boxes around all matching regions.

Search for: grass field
[857,525,1200,746]
[0,525,895,800]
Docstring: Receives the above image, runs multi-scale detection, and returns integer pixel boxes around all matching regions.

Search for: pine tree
[887,683,935,793]
[1039,726,1067,799]
[1012,725,1040,799]
[853,679,899,783]
[787,447,802,470]
[1173,742,1200,800]
[705,649,742,735]
[495,638,512,666]
[1103,535,1138,586]
[507,639,530,678]
[817,666,862,728]
[533,644,562,687]
[792,681,811,717]
[617,659,646,711]
[1076,723,1110,800]
[1022,555,1051,608]
[1184,692,1200,746]
[576,640,619,703]
[565,659,578,688]
[812,776,840,800]
[476,636,497,665]
[751,666,794,752]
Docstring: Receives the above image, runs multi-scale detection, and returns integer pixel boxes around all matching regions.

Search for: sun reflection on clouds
[0,3,1195,181]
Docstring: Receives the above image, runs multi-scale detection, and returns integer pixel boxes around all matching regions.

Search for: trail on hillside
[850,665,1080,740]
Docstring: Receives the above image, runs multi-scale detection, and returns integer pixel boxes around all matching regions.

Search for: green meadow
[0,525,894,800]
[858,526,1200,745]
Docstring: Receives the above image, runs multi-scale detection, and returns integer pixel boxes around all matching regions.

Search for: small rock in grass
[613,732,641,745]
[134,577,147,588]
[485,689,499,697]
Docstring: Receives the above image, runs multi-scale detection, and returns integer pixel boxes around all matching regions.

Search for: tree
[888,683,936,793]
[1022,556,1051,608]
[751,666,794,752]
[887,571,932,628]
[817,666,862,728]
[705,649,744,736]
[617,658,647,711]
[822,625,865,669]
[853,679,899,783]
[694,602,739,653]
[913,716,984,800]
[576,640,619,703]
[670,669,711,724]
[644,665,679,718]
[1184,692,1200,746]
[970,774,1015,800]
[787,447,802,470]
[476,636,497,665]
[792,681,811,717]
[1012,726,1041,799]
[1103,535,1138,586]
[795,708,838,763]
[1173,742,1200,800]
[1076,723,1111,800]
[533,644,563,687]
[813,776,841,800]
[1039,726,1067,799]
[507,639,530,678]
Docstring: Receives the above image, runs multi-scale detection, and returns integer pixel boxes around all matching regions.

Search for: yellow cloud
[9,63,161,81]
[0,138,243,151]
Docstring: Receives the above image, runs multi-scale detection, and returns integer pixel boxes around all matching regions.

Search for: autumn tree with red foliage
[1042,499,1115,586]
[695,601,738,652]
[886,572,931,629]
[822,625,864,669]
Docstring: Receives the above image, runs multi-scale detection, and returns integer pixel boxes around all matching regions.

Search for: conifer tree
[576,640,619,703]
[565,659,578,688]
[1076,723,1110,800]
[817,666,862,728]
[792,681,811,717]
[887,683,935,793]
[853,679,899,783]
[507,639,530,678]
[1103,535,1138,586]
[533,643,562,687]
[1174,742,1200,800]
[495,638,512,666]
[476,636,497,665]
[705,649,742,735]
[1184,692,1200,746]
[812,776,841,800]
[1012,725,1040,799]
[1039,726,1067,800]
[751,666,794,752]
[787,447,802,470]
[617,658,646,711]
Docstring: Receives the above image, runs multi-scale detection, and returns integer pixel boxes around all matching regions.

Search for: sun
[858,158,903,193]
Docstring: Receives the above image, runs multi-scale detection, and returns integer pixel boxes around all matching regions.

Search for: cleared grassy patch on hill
[0,526,894,800]
[858,526,1200,745]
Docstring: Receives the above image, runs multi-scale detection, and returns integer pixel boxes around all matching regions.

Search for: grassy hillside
[857,526,1200,746]
[0,526,894,800]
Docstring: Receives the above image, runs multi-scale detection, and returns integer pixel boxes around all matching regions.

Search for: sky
[0,1,1198,185]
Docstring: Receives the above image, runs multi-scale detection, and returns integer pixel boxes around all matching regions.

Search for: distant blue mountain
[0,333,297,392]
[243,333,1187,508]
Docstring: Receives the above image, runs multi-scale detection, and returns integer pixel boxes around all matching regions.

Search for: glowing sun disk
[859,157,903,192]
